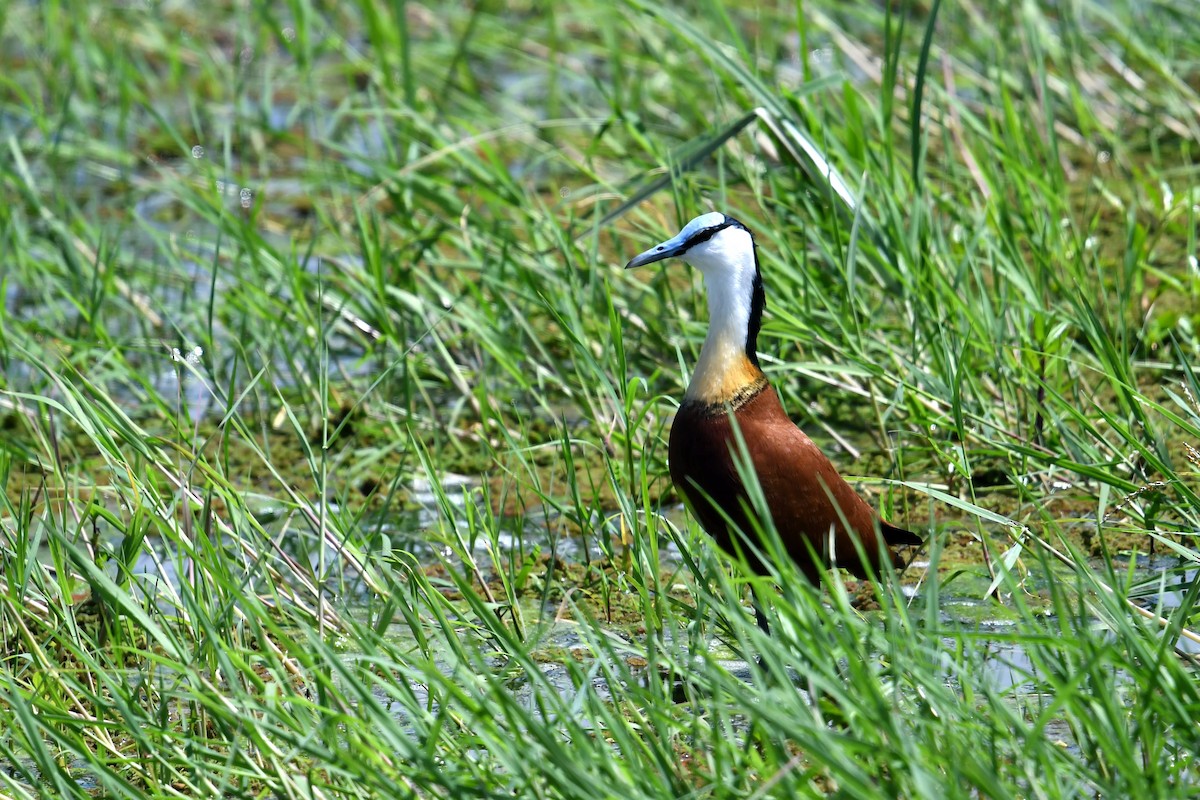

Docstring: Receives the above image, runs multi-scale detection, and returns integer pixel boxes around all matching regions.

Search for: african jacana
[626,212,919,631]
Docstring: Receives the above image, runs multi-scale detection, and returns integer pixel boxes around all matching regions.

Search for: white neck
[682,230,760,403]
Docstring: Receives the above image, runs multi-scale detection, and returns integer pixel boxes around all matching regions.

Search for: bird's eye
[656,246,664,251]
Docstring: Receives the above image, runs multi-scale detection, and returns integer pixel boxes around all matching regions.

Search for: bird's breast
[668,382,782,571]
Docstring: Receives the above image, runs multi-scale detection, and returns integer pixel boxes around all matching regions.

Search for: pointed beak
[625,232,689,269]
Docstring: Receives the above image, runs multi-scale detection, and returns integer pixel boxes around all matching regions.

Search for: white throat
[682,227,760,402]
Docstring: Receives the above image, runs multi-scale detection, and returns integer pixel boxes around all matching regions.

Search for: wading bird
[626,212,920,632]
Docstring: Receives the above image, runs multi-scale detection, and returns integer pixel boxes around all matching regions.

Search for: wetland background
[2,0,1200,797]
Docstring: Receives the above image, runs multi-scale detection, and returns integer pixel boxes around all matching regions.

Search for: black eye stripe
[678,216,749,251]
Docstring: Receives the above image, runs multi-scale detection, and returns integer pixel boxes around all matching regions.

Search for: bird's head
[625,211,755,276]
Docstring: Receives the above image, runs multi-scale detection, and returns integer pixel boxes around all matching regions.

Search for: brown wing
[739,413,900,580]
[669,385,913,582]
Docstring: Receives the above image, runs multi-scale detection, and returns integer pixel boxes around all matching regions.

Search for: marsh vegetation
[2,0,1200,796]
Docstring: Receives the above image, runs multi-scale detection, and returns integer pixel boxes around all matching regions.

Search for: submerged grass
[2,0,1200,796]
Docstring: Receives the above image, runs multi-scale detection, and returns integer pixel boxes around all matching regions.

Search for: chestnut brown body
[670,381,917,582]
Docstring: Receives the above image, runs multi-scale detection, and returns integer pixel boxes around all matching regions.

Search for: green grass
[3,0,1200,796]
